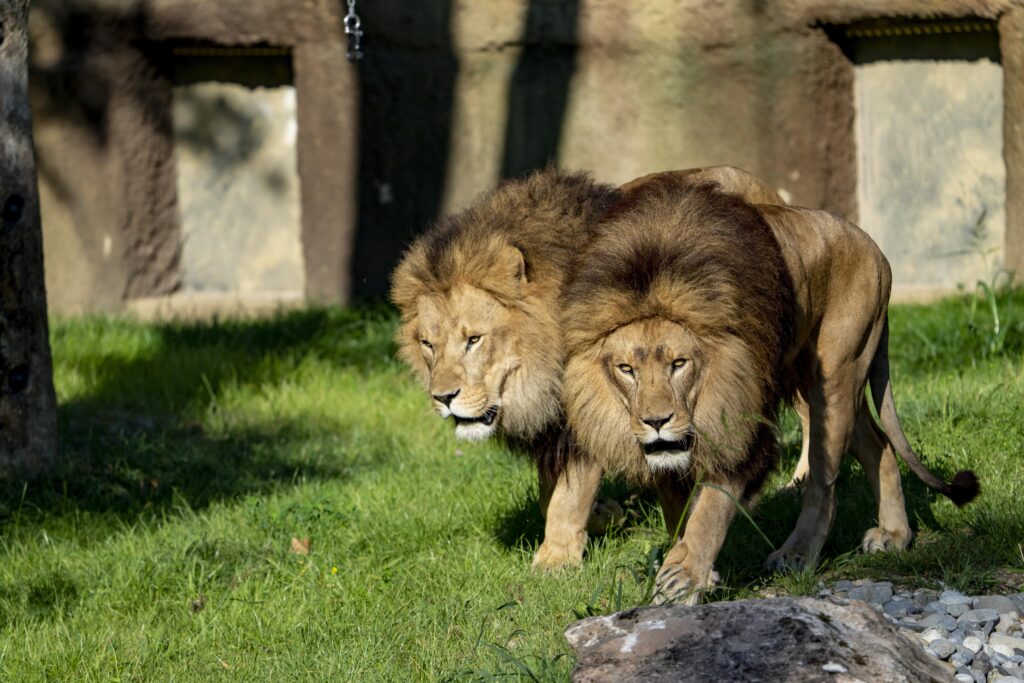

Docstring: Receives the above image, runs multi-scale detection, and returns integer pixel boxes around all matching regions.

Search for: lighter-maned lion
[559,174,979,603]
[390,166,787,566]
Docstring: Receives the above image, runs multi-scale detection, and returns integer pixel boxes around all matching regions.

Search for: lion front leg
[654,480,743,605]
[533,456,604,571]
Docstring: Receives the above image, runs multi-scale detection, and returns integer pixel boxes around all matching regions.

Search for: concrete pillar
[294,38,359,305]
[1001,8,1024,278]
[0,0,59,477]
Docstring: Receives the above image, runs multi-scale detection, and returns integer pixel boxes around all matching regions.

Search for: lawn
[1,289,1022,680]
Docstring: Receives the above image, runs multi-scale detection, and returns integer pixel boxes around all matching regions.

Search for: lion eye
[672,358,687,369]
[466,335,481,350]
[617,364,634,376]
[420,339,433,350]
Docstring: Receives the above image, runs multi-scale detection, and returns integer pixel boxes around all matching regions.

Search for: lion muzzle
[451,405,500,441]
[642,429,696,473]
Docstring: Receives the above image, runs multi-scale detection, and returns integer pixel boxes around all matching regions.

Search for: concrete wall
[29,0,354,314]
[28,0,1024,313]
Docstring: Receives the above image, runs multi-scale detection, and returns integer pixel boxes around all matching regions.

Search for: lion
[558,174,979,603]
[390,166,787,566]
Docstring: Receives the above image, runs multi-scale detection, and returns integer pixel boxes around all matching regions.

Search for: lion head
[562,180,795,484]
[392,236,561,441]
[391,169,617,442]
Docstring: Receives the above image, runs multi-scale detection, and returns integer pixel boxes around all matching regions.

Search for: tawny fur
[563,180,794,485]
[391,168,620,444]
[560,174,978,589]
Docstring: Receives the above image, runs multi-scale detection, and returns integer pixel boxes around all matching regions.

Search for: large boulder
[565,596,951,682]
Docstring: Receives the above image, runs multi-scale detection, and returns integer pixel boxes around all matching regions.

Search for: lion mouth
[453,405,499,427]
[643,432,695,455]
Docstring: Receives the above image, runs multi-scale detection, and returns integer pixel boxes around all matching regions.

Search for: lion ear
[499,244,528,285]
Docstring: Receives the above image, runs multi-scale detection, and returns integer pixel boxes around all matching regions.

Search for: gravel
[827,582,1024,683]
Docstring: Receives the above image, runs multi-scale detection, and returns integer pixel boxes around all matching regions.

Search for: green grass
[1,290,1022,680]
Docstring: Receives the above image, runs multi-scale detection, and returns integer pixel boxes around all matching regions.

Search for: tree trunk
[1,0,59,478]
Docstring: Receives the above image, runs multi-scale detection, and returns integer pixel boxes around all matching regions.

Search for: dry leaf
[290,537,311,555]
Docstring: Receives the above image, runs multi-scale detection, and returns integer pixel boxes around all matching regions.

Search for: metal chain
[343,0,364,61]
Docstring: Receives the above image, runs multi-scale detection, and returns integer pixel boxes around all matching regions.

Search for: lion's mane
[391,168,620,448]
[562,179,796,486]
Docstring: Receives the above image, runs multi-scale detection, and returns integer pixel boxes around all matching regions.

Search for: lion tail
[869,318,980,507]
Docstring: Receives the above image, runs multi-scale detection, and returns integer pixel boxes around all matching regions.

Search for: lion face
[602,319,703,473]
[412,284,520,441]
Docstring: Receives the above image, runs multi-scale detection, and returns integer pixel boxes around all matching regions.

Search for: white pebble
[964,637,985,654]
[822,662,848,674]
[994,644,1016,658]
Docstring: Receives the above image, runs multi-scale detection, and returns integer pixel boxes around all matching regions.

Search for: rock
[930,638,958,659]
[955,673,974,682]
[991,634,1024,656]
[918,613,947,630]
[942,590,972,605]
[961,609,1001,626]
[975,597,1021,620]
[943,615,962,631]
[973,652,992,673]
[923,627,950,643]
[565,597,952,682]
[966,637,986,654]
[849,582,894,605]
[928,601,950,615]
[949,603,971,617]
[833,580,854,593]
[884,599,916,618]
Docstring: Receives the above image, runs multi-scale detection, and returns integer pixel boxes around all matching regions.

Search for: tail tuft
[946,469,980,507]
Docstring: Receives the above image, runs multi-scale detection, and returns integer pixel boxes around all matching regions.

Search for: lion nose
[642,414,673,432]
[432,389,461,407]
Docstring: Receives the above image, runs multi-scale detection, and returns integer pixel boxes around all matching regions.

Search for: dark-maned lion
[560,174,979,603]
[390,167,787,568]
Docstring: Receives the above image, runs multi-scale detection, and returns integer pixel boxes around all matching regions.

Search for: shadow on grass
[0,411,398,527]
[2,306,405,533]
[492,475,657,555]
[52,305,400,417]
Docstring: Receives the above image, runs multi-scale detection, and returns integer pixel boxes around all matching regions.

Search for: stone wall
[28,0,1024,312]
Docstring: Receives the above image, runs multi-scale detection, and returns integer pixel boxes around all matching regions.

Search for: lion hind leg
[767,380,857,573]
[851,403,912,553]
[782,392,811,493]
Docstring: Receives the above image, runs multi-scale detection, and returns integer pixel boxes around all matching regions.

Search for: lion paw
[652,564,713,606]
[532,535,586,572]
[586,497,625,536]
[861,526,912,554]
[765,547,813,574]
[651,543,716,606]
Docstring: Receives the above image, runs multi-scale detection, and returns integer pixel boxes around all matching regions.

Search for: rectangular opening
[831,19,1005,299]
[158,44,305,304]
